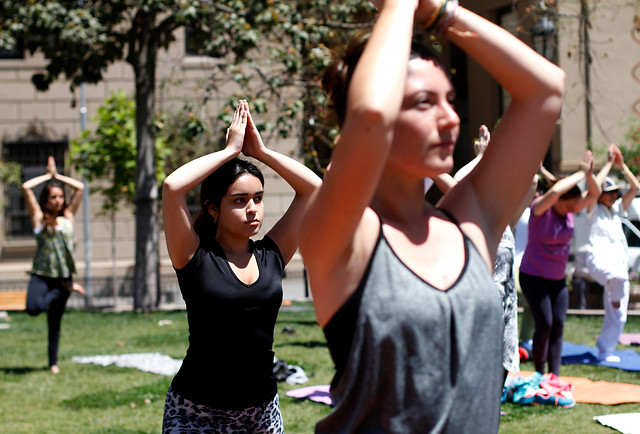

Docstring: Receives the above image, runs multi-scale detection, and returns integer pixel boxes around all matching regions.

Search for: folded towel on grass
[593,413,640,433]
[73,353,182,376]
[286,385,333,405]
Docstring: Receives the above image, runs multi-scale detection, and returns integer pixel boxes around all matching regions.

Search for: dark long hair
[193,158,264,244]
[38,180,67,231]
[559,185,583,201]
[322,34,448,127]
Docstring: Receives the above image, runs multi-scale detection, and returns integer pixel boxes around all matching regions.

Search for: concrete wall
[557,0,639,171]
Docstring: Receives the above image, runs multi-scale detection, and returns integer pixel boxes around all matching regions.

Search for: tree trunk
[130,19,160,312]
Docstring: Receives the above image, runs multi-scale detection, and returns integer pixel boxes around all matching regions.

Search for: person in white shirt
[586,144,640,362]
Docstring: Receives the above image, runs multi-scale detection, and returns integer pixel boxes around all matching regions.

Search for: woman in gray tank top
[299,0,565,432]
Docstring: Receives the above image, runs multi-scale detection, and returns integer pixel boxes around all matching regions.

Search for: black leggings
[26,274,70,367]
[519,271,568,376]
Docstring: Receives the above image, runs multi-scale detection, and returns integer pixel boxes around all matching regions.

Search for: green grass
[0,305,638,433]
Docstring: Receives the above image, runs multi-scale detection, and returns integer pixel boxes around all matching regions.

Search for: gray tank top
[318,225,503,433]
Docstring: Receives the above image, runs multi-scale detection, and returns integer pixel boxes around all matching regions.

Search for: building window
[185,27,223,58]
[0,38,24,60]
[3,122,68,239]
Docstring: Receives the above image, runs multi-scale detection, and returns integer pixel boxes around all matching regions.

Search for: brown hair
[38,180,67,231]
[322,34,448,127]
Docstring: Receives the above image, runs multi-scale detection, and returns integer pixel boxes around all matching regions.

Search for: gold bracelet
[421,0,447,31]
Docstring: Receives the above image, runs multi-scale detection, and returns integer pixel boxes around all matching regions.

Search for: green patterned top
[31,216,76,278]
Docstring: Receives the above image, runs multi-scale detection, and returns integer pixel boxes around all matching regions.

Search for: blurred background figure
[585,144,640,362]
[22,156,85,374]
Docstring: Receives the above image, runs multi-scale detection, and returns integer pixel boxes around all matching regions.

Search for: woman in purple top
[519,150,600,375]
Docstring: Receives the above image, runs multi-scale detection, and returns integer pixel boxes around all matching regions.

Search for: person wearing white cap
[585,144,640,362]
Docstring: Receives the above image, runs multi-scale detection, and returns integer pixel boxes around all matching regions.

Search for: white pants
[595,277,629,358]
[586,253,629,358]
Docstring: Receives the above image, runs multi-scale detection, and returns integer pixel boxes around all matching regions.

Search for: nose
[247,198,258,213]
[438,101,460,128]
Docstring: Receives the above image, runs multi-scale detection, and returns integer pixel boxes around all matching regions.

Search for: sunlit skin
[211,174,265,244]
[388,58,460,179]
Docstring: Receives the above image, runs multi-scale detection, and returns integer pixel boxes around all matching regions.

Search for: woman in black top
[161,100,321,433]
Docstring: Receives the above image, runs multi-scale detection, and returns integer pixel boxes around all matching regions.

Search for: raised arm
[300,0,420,276]
[614,146,640,210]
[539,165,558,185]
[162,103,245,268]
[46,157,85,218]
[22,172,51,229]
[241,103,321,264]
[440,4,565,258]
[574,159,601,214]
[589,144,615,212]
[532,150,597,216]
[21,156,85,227]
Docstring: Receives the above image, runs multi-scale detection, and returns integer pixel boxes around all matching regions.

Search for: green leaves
[3,0,378,178]
[0,160,22,187]
[70,91,137,215]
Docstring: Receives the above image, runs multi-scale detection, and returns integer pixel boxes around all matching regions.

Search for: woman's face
[213,174,264,238]
[389,58,460,177]
[47,186,65,213]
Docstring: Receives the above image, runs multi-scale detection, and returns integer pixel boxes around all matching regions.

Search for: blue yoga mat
[521,341,640,371]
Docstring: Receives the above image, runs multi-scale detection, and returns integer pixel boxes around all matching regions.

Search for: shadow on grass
[276,340,327,349]
[277,319,319,327]
[61,378,170,410]
[0,366,48,375]
[129,332,188,349]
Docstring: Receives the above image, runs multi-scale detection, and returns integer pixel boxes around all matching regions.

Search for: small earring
[213,217,218,224]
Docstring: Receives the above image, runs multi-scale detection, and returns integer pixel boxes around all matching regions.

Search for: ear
[207,202,218,219]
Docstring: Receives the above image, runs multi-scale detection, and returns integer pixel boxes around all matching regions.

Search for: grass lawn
[0,304,638,433]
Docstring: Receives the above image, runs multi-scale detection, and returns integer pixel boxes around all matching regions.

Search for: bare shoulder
[308,207,380,327]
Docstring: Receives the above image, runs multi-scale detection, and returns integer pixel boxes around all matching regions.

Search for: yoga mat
[521,341,640,371]
[517,371,640,405]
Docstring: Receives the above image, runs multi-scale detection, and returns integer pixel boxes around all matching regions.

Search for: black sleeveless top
[171,236,284,410]
[318,218,503,433]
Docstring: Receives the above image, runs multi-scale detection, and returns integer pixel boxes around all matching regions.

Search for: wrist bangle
[422,0,447,32]
[435,0,459,35]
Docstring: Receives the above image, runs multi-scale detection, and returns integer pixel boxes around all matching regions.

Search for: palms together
[225,100,267,159]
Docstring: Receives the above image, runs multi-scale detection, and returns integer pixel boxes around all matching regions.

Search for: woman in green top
[22,156,85,374]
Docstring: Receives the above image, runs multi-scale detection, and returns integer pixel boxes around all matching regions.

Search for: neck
[215,231,251,256]
[371,172,432,226]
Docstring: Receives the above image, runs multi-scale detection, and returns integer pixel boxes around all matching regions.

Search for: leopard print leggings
[162,385,284,433]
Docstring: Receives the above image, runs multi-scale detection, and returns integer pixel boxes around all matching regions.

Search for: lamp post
[77,0,92,303]
[530,14,556,63]
[530,12,557,170]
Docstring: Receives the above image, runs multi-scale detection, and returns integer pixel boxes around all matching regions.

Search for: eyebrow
[225,190,264,198]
